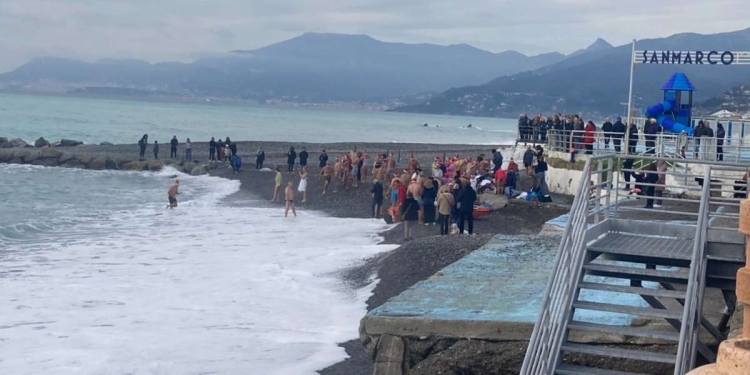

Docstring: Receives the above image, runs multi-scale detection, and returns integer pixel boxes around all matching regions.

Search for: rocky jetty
[34,137,50,147]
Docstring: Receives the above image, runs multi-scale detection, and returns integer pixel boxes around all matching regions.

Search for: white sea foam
[0,165,398,374]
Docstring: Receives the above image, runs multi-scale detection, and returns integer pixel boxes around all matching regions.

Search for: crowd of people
[518,113,729,161]
[137,135,242,169]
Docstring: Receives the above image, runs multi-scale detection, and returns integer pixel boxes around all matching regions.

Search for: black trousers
[613,138,622,153]
[645,139,655,154]
[457,211,474,234]
[718,144,724,161]
[645,186,655,208]
[623,171,632,191]
[170,147,177,158]
[139,145,146,158]
[288,163,294,172]
[423,205,436,224]
[372,200,383,218]
[585,144,593,154]
[439,214,450,235]
[256,160,263,170]
[628,142,637,154]
[604,135,611,148]
[153,150,158,159]
[210,149,215,160]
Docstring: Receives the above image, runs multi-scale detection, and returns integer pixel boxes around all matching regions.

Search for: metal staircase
[521,155,745,375]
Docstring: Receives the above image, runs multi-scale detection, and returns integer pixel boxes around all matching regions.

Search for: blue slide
[644,99,693,135]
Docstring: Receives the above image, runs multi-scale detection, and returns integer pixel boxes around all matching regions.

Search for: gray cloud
[1,0,749,72]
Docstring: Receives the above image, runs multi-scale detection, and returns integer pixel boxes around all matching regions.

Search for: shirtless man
[352,152,360,187]
[284,181,297,217]
[408,154,419,174]
[408,177,423,223]
[167,179,179,209]
[321,161,333,194]
[373,162,386,185]
[342,156,352,190]
[400,169,411,188]
[386,153,396,178]
[333,158,342,193]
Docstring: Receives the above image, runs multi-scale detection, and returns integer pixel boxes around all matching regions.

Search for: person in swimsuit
[167,179,179,209]
[321,162,333,195]
[298,166,309,203]
[284,181,297,217]
[272,167,283,201]
[386,153,396,178]
[333,158,341,193]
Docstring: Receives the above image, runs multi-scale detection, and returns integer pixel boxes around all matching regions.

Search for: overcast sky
[1,0,749,72]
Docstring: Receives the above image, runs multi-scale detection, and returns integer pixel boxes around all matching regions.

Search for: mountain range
[0,33,568,103]
[394,28,750,117]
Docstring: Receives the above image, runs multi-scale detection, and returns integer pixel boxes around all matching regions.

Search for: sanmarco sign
[635,50,750,65]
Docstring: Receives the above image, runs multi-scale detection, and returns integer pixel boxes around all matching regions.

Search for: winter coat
[437,191,456,216]
[584,123,596,144]
[456,186,477,213]
[628,125,639,142]
[400,197,420,221]
[602,121,613,134]
[612,121,626,137]
[717,127,726,145]
[523,150,534,166]
[421,186,438,207]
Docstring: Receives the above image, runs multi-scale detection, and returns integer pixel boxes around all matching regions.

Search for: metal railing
[520,156,594,375]
[543,129,750,163]
[521,154,747,375]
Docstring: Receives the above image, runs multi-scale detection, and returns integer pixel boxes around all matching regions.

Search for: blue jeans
[185,149,192,161]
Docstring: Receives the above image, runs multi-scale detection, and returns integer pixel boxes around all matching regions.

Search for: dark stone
[104,158,119,170]
[59,139,83,147]
[0,149,13,162]
[77,154,94,165]
[99,142,114,146]
[0,137,8,148]
[58,154,75,164]
[34,137,50,147]
[89,157,107,170]
[376,335,404,364]
[39,148,63,159]
[9,138,29,148]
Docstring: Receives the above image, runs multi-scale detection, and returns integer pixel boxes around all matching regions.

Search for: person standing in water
[272,167,283,202]
[170,136,178,159]
[285,181,297,217]
[298,166,309,203]
[185,138,192,161]
[167,179,179,209]
[153,140,159,159]
[320,162,332,195]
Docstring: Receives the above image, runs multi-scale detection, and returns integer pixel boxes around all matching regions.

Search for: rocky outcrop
[0,149,13,162]
[99,142,113,146]
[89,157,107,170]
[59,139,83,147]
[0,137,8,148]
[145,160,164,171]
[9,138,30,148]
[120,161,146,171]
[191,165,208,176]
[35,137,50,147]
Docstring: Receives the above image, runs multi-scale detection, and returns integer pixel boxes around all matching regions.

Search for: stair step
[556,363,649,375]
[578,282,686,299]
[572,301,683,320]
[560,342,677,364]
[583,263,690,283]
[567,321,680,341]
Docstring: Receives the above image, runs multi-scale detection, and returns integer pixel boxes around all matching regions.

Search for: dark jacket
[230,143,237,155]
[170,138,178,148]
[506,171,517,189]
[256,151,265,163]
[535,160,548,174]
[705,127,714,138]
[299,151,309,165]
[371,182,384,203]
[492,151,503,169]
[287,150,296,164]
[694,125,705,138]
[717,127,725,145]
[457,186,477,213]
[319,153,328,168]
[554,118,563,130]
[523,150,534,166]
[518,116,529,127]
[209,139,216,151]
[421,186,438,207]
[153,142,159,153]
[628,124,639,142]
[400,197,420,221]
[602,121,613,134]
[612,120,626,137]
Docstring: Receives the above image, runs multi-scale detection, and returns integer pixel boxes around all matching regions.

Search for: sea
[0,93,519,146]
[0,93,538,374]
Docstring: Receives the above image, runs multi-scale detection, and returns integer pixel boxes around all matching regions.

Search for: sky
[1,0,749,73]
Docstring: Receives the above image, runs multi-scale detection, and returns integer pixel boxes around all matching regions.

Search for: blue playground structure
[644,72,696,135]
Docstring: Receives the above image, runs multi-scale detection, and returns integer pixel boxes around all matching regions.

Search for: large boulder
[99,141,113,146]
[58,153,74,164]
[35,137,50,147]
[77,154,94,165]
[145,160,164,171]
[191,165,208,176]
[9,138,29,148]
[59,139,83,147]
[104,158,119,170]
[39,148,63,159]
[88,157,107,170]
[181,162,196,174]
[31,158,59,167]
[0,137,8,148]
[120,161,145,171]
[0,149,13,162]
[17,150,37,163]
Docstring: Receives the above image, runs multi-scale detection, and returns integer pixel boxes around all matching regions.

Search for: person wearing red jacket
[584,121,597,155]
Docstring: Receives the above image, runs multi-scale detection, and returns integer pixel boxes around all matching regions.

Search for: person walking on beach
[287,147,297,173]
[437,185,456,235]
[319,150,328,169]
[321,162,333,194]
[298,166,309,203]
[456,179,477,235]
[400,192,419,241]
[299,147,309,169]
[284,181,297,218]
[185,138,193,161]
[167,179,179,209]
[371,178,384,219]
[138,134,148,159]
[272,166,283,202]
[209,137,217,160]
[170,136,178,159]
[256,150,265,169]
[153,140,159,159]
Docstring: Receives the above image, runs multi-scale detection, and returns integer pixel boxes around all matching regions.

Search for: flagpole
[625,39,636,154]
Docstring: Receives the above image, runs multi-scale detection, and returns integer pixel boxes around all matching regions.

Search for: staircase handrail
[520,156,595,375]
[674,166,712,374]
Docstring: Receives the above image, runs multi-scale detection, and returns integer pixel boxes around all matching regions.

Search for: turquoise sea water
[0,93,518,145]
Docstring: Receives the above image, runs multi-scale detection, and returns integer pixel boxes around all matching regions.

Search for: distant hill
[0,33,567,103]
[394,28,750,118]
[696,83,750,115]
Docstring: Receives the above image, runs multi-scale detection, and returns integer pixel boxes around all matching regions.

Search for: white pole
[625,39,636,154]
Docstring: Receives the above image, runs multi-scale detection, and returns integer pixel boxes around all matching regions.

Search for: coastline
[0,139,571,375]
